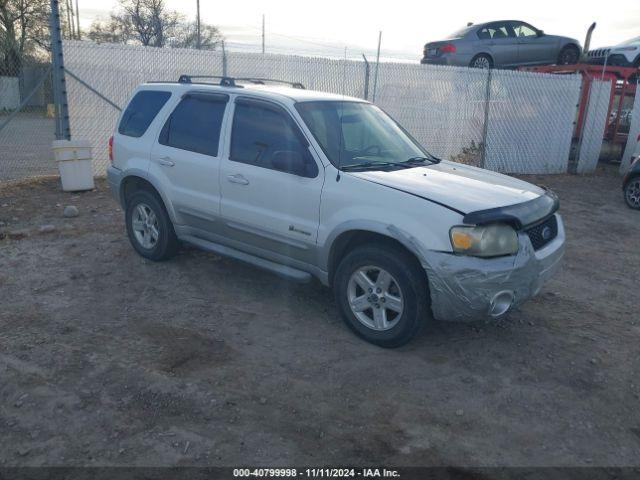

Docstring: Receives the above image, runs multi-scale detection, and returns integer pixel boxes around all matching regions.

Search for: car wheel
[333,244,430,348]
[125,190,178,261]
[470,54,493,69]
[557,45,579,65]
[624,177,640,210]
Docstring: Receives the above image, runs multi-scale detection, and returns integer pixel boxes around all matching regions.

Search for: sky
[75,0,640,61]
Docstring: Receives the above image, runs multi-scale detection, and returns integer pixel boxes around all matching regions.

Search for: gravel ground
[0,164,639,467]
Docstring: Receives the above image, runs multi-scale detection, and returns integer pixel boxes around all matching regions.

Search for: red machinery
[519,63,638,161]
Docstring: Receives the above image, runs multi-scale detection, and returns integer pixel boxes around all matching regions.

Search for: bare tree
[0,0,48,74]
[170,22,222,50]
[88,0,222,50]
[0,0,78,74]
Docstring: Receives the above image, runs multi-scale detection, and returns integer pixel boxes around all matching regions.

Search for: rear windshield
[118,90,171,138]
[446,26,474,39]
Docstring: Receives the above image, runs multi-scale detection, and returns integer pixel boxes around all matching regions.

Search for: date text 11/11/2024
[233,468,401,478]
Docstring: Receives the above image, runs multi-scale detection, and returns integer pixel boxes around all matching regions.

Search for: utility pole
[75,0,81,39]
[372,31,382,103]
[196,0,201,49]
[49,0,71,140]
[65,0,73,38]
[262,14,265,54]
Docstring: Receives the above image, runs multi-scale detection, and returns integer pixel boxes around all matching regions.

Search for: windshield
[619,36,640,46]
[295,101,430,169]
[446,26,474,39]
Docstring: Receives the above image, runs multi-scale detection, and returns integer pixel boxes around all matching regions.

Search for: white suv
[107,76,565,347]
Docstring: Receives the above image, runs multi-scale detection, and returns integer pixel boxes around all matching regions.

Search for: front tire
[125,190,178,261]
[624,177,640,210]
[558,45,580,65]
[333,244,430,348]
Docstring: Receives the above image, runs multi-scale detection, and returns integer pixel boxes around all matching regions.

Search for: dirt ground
[1,164,639,468]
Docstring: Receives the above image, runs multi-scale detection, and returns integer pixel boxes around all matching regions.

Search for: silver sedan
[421,20,582,68]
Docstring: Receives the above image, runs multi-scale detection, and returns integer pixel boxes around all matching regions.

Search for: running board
[180,235,313,284]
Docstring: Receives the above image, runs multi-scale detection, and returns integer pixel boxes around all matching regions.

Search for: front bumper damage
[389,215,565,323]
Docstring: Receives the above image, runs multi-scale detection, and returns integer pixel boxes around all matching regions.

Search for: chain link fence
[1,39,615,182]
[0,54,56,182]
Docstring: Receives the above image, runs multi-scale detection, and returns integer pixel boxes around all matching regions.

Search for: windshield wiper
[341,161,400,172]
[400,155,441,165]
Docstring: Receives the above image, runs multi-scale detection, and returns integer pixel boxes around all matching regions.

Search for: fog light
[489,291,514,317]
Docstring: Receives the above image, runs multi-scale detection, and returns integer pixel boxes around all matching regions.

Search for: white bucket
[53,140,95,192]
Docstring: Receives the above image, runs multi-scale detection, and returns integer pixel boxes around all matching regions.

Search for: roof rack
[177,75,305,89]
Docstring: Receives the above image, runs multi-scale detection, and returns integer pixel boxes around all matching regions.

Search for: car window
[118,90,171,138]
[620,36,640,46]
[477,23,513,40]
[230,99,317,177]
[512,23,538,38]
[295,101,427,168]
[446,26,474,39]
[159,93,228,157]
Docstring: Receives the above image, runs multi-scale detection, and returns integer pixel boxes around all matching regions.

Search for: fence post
[371,31,382,103]
[49,0,71,140]
[222,40,228,77]
[480,68,492,169]
[362,54,370,100]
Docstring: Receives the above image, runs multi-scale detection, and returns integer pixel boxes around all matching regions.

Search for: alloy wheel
[347,266,404,331]
[626,179,640,208]
[472,57,491,69]
[560,48,578,64]
[131,203,160,249]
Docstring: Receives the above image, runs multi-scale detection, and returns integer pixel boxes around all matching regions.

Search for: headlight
[450,224,518,257]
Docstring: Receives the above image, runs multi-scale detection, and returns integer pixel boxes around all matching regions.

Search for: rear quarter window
[118,90,171,138]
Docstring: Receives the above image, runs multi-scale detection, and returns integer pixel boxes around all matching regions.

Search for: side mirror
[272,150,308,176]
[537,29,545,37]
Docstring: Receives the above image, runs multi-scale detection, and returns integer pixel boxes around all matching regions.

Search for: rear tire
[470,54,493,69]
[125,190,178,261]
[333,244,430,348]
[557,45,580,65]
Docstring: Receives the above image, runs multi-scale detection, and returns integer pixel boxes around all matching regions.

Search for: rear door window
[118,90,171,138]
[159,93,228,157]
[478,23,513,40]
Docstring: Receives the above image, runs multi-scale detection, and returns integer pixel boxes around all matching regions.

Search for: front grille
[525,215,558,250]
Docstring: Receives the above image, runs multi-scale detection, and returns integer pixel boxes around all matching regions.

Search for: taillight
[108,136,114,163]
[440,43,457,53]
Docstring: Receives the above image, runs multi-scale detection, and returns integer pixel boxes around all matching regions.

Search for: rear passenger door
[476,22,519,66]
[150,92,229,230]
[219,97,323,264]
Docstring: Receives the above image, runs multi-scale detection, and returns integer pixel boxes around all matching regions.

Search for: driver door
[219,97,324,264]
[512,22,556,65]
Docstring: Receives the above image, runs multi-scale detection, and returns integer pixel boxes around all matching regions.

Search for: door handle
[227,174,249,185]
[156,156,175,167]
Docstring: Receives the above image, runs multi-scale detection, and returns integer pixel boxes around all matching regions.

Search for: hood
[348,160,545,215]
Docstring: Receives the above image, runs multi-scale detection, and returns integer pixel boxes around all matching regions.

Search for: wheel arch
[559,42,581,61]
[563,42,581,52]
[120,174,176,222]
[326,227,428,287]
[470,52,493,67]
[623,172,640,189]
